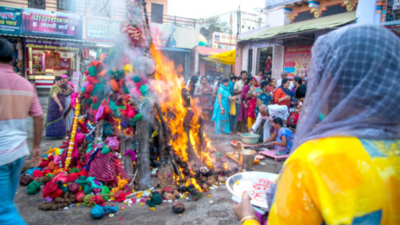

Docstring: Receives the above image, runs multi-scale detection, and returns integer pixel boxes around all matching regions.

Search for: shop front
[283,46,312,79]
[22,8,83,88]
[0,6,24,75]
[25,39,80,88]
[237,11,356,80]
[193,46,231,80]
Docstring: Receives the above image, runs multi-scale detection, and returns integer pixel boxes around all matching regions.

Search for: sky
[168,0,266,18]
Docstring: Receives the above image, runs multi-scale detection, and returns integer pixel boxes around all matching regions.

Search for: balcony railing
[147,13,197,28]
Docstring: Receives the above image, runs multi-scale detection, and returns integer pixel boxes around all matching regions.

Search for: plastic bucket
[239,133,260,144]
[239,149,256,170]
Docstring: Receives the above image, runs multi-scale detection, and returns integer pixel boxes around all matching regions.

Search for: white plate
[226,171,278,209]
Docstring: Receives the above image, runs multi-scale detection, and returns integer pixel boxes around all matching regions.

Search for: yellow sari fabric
[268,137,400,225]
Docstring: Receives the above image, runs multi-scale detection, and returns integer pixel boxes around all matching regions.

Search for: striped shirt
[0,64,42,166]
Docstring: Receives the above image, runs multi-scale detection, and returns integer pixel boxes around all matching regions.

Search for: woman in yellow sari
[233,24,400,225]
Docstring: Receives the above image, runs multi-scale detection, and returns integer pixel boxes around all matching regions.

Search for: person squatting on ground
[249,104,289,144]
[257,117,294,155]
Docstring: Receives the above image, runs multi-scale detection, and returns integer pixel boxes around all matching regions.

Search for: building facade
[235,0,359,79]
[0,0,200,87]
[216,10,265,35]
[357,0,400,36]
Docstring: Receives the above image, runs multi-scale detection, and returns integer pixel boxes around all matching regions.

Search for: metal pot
[239,149,256,170]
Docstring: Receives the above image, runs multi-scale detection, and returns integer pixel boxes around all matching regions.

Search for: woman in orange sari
[273,78,292,111]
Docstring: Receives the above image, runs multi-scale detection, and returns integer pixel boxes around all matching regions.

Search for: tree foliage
[198,16,229,47]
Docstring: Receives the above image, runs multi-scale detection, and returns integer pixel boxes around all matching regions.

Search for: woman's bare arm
[52,92,63,112]
[275,135,287,146]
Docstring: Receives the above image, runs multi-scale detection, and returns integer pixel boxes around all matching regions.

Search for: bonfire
[20,0,234,216]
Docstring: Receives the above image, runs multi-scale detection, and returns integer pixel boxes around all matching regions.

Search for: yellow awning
[206,49,236,65]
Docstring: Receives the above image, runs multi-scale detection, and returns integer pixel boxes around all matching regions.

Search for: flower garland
[65,98,81,169]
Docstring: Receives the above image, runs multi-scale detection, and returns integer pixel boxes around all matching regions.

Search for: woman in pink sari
[247,77,260,129]
[238,76,256,129]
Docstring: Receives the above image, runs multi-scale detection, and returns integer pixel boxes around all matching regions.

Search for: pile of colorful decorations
[17,59,155,218]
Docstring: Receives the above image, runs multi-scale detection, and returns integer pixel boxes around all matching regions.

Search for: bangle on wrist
[240,216,257,224]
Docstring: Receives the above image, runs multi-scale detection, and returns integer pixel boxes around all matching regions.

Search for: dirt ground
[16,97,283,225]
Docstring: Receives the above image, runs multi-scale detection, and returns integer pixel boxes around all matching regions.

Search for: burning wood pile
[20,0,235,218]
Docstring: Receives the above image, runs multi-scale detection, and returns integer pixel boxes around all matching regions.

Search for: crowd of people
[233,24,400,225]
[188,68,306,154]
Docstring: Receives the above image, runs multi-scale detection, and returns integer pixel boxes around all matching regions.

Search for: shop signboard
[151,23,177,48]
[25,39,81,51]
[86,18,120,42]
[284,46,312,79]
[212,32,237,46]
[0,7,22,35]
[150,23,199,49]
[22,8,82,39]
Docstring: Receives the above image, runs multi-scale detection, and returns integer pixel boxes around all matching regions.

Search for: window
[248,26,251,30]
[247,49,253,74]
[386,0,400,22]
[57,0,76,12]
[85,0,111,17]
[242,25,244,28]
[292,11,315,23]
[253,27,255,29]
[28,0,45,9]
[151,3,164,24]
[320,4,346,17]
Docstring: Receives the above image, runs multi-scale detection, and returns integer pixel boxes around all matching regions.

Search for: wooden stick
[198,117,204,163]
[94,120,103,143]
[168,147,183,182]
[155,104,168,162]
[141,0,153,52]
[136,120,151,190]
[120,136,135,177]
[129,170,138,186]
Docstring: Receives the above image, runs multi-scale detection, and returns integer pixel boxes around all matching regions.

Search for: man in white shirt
[277,71,294,90]
[249,104,289,143]
[232,71,248,132]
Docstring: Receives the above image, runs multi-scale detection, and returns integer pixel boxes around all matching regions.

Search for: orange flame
[223,162,229,170]
[150,44,214,173]
[186,178,203,192]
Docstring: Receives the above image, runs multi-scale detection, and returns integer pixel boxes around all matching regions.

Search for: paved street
[17,98,283,225]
